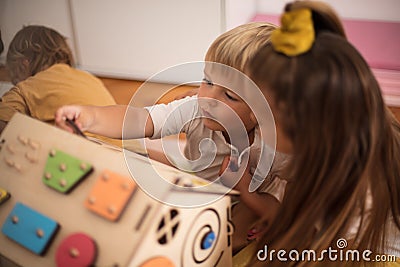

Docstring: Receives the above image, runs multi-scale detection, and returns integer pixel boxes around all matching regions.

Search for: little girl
[244,1,400,266]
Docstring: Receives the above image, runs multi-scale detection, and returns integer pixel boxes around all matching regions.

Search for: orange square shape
[85,170,136,221]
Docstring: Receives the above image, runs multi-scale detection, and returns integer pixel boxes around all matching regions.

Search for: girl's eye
[202,78,214,86]
[225,92,238,101]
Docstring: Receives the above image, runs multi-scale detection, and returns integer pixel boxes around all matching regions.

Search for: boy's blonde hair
[6,25,74,85]
[205,22,277,72]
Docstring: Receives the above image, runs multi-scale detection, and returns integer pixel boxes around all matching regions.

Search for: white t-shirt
[145,95,288,201]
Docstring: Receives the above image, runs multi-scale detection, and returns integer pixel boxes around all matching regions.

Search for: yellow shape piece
[0,187,11,205]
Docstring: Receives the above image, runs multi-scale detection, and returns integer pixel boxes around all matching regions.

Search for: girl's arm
[239,186,280,219]
[220,155,280,218]
[55,105,154,139]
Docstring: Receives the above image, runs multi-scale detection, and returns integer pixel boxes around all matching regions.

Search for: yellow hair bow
[271,8,315,56]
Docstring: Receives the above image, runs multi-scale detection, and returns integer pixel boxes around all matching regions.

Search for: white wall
[256,0,400,22]
[70,0,223,83]
[225,0,257,30]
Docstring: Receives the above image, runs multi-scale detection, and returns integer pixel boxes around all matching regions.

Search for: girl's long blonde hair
[248,2,400,266]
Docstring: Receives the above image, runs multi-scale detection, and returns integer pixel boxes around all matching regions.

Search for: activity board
[0,113,235,267]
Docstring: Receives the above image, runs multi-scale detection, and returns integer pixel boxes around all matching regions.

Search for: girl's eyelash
[202,77,236,101]
[202,78,213,86]
[225,92,237,101]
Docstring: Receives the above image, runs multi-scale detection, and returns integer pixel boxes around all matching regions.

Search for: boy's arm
[55,105,154,139]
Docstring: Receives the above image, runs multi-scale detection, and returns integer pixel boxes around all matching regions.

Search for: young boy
[55,22,288,253]
[0,25,115,132]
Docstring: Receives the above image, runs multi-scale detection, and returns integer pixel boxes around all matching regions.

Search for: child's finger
[55,118,74,133]
[237,151,250,172]
[55,106,80,133]
[219,152,251,189]
[218,155,231,176]
[228,156,239,172]
[65,119,87,138]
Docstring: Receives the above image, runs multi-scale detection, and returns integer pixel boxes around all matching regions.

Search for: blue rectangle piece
[1,202,59,255]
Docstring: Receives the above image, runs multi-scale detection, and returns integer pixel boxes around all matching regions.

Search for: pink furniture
[252,14,400,106]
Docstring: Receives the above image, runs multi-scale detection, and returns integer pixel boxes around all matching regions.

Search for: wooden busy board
[0,113,234,267]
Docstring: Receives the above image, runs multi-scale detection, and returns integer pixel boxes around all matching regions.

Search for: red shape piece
[55,232,97,267]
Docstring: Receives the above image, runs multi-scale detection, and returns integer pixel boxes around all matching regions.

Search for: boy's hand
[55,105,90,134]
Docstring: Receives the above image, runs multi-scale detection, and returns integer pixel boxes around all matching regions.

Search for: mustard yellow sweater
[0,63,115,123]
